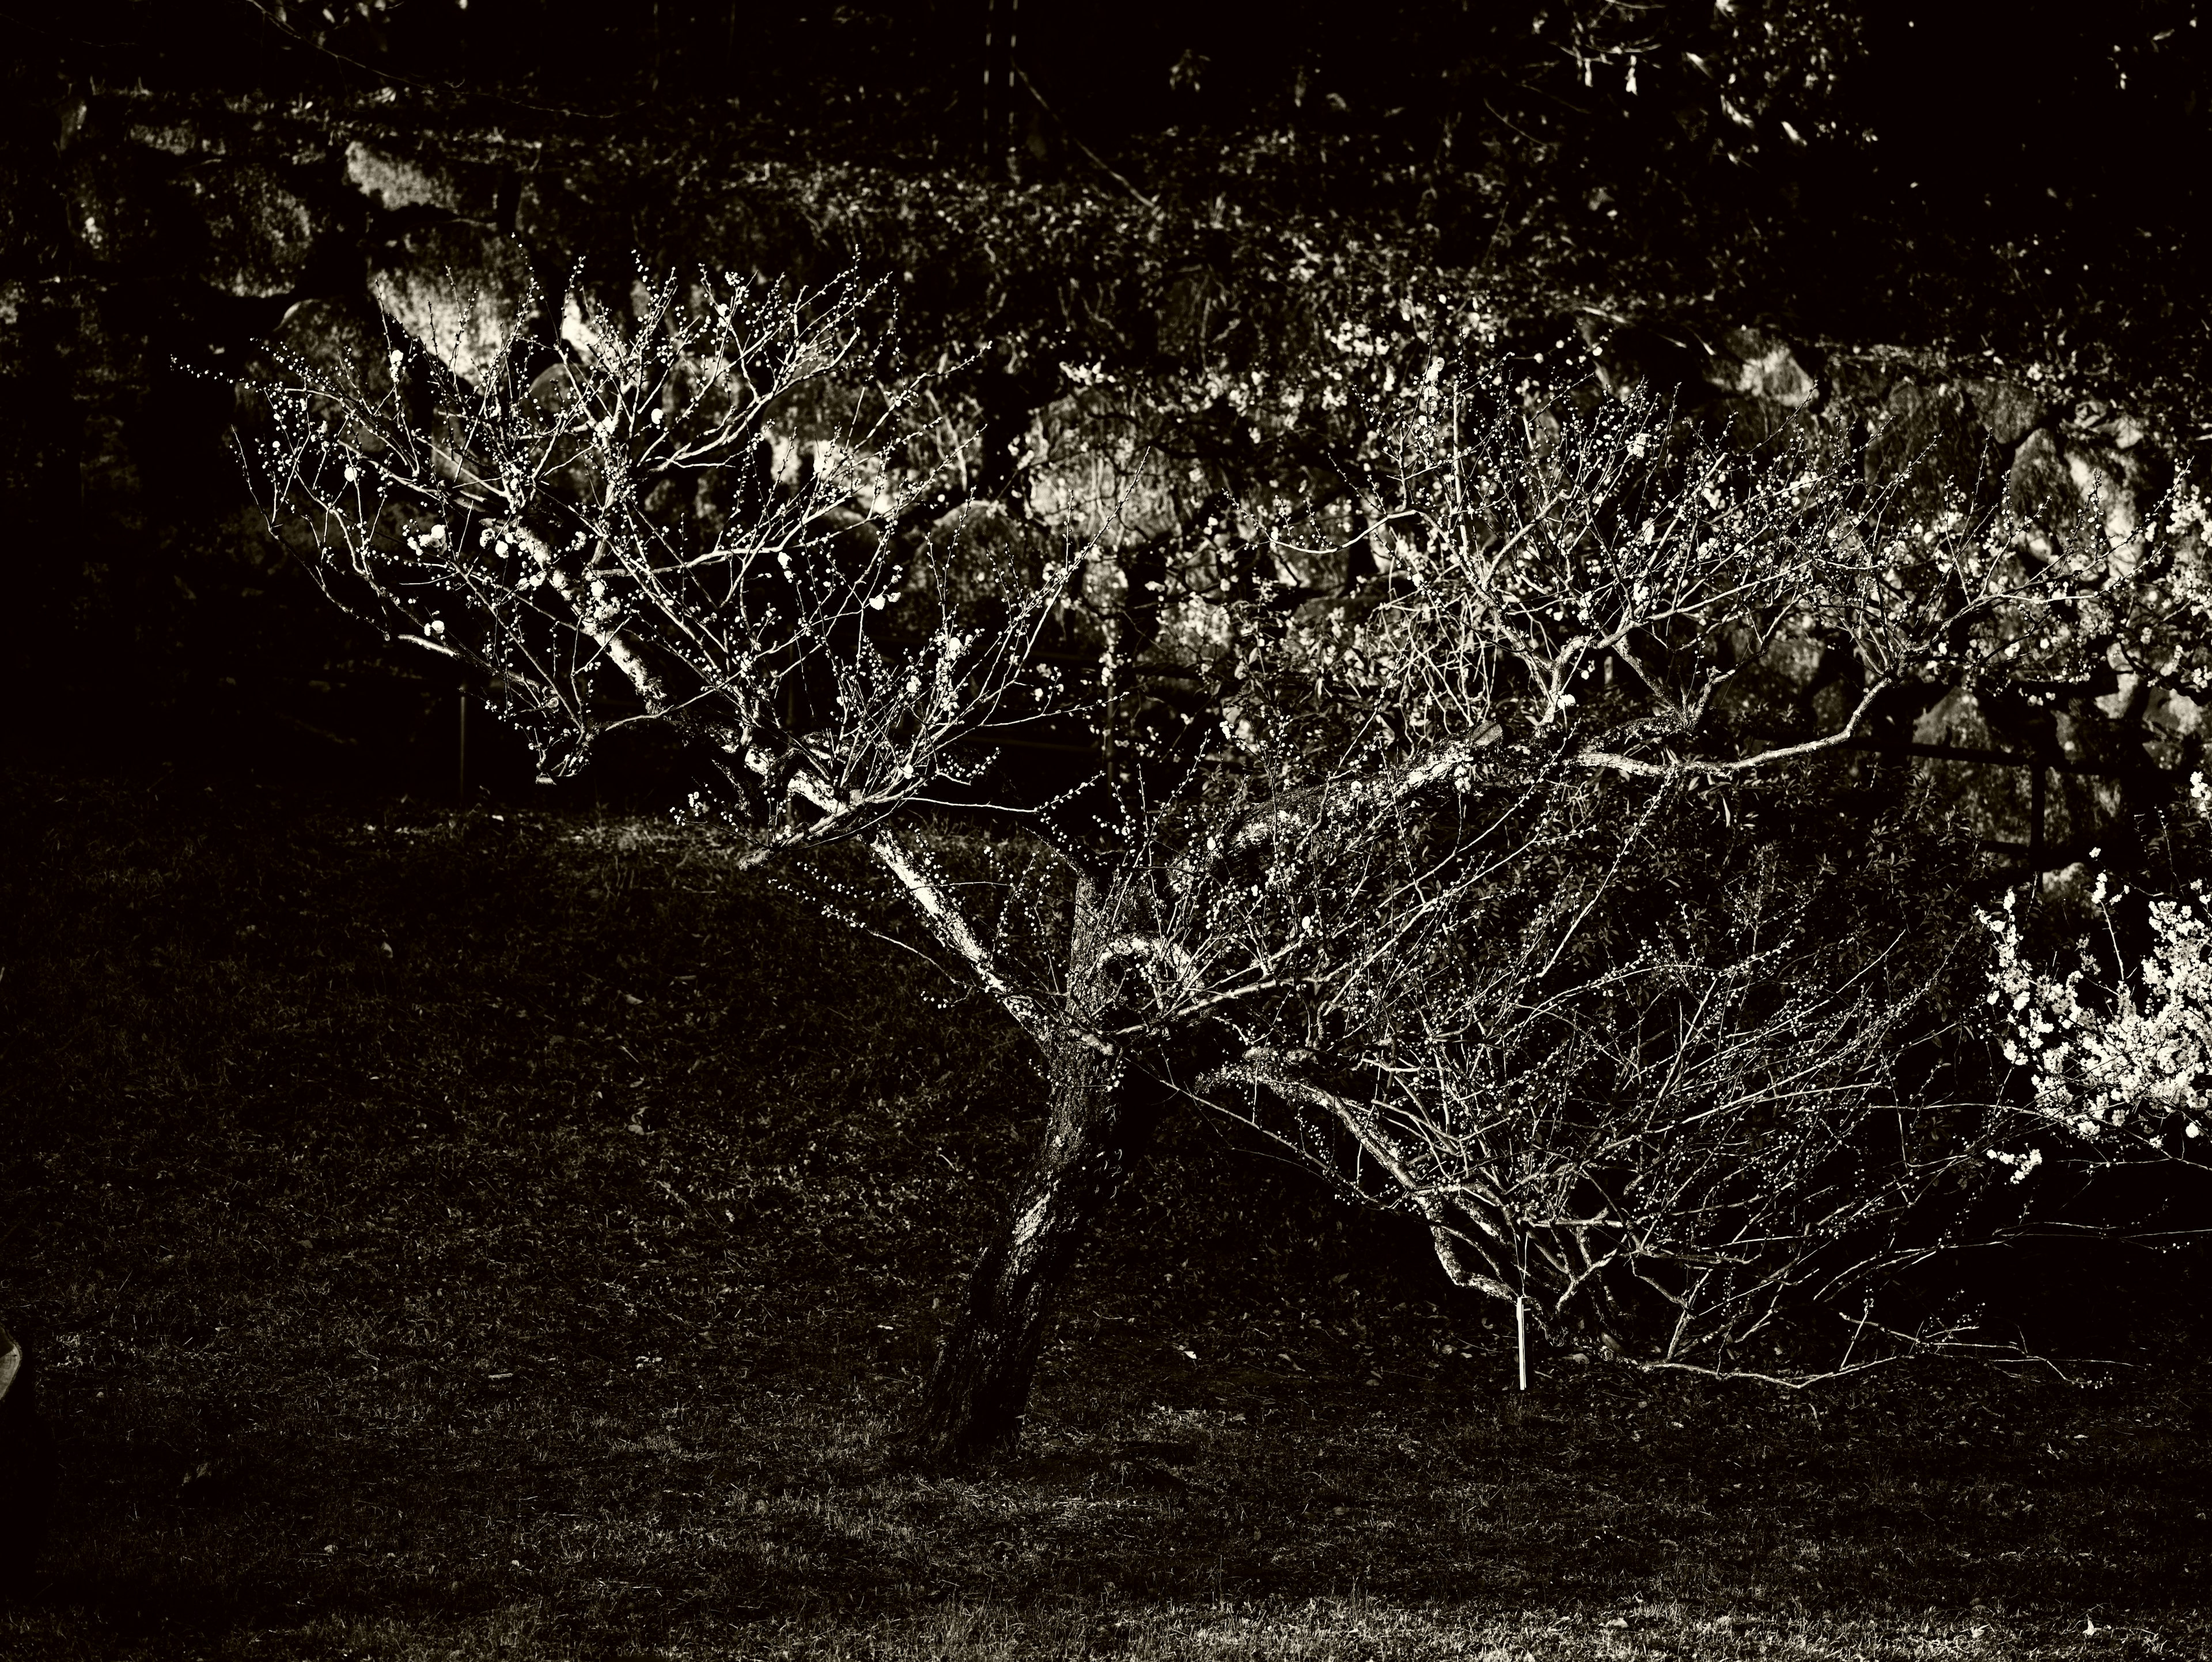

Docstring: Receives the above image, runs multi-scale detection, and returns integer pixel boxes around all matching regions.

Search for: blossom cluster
[1981,880,2212,1152]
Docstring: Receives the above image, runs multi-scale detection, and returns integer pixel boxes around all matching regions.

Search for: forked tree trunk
[895,872,1166,1467]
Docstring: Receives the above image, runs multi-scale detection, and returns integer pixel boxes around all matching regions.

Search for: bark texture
[897,1042,1164,1466]
[896,875,1167,1467]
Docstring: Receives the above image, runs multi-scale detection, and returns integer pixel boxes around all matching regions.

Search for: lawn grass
[2,767,2208,1660]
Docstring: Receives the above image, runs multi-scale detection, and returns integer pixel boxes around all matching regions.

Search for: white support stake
[1516,1293,1528,1392]
[1514,1230,1531,1392]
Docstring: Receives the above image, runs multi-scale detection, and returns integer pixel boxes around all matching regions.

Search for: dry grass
[1,769,2207,1660]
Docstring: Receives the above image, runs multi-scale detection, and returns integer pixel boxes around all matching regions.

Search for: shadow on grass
[1,768,2207,1659]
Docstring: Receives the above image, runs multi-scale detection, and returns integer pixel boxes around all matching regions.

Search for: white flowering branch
[253,269,1118,1044]
[1982,874,2212,1168]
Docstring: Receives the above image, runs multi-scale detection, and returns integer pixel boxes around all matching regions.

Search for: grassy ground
[2,768,2208,1660]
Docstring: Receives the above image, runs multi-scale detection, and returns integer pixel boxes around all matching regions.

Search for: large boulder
[1700,324,1818,408]
[1865,381,2004,525]
[908,498,1062,621]
[2006,427,2080,557]
[59,146,179,266]
[248,294,402,454]
[1964,376,2045,446]
[0,1323,57,1589]
[368,221,538,387]
[1826,349,1910,408]
[187,162,321,299]
[1023,387,1213,550]
[2062,441,2152,579]
[2005,426,2164,578]
[343,139,498,219]
[263,295,398,401]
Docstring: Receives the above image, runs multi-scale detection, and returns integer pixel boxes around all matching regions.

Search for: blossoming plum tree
[252,267,2155,1459]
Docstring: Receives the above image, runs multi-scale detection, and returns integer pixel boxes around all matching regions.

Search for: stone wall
[2,85,2202,845]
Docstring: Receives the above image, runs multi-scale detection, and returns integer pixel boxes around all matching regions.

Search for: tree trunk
[897,1038,1163,1466]
[895,873,1165,1467]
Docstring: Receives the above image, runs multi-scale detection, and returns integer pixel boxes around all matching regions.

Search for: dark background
[12,1,2206,196]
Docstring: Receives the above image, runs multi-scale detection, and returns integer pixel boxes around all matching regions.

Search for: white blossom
[1983,877,2212,1150]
